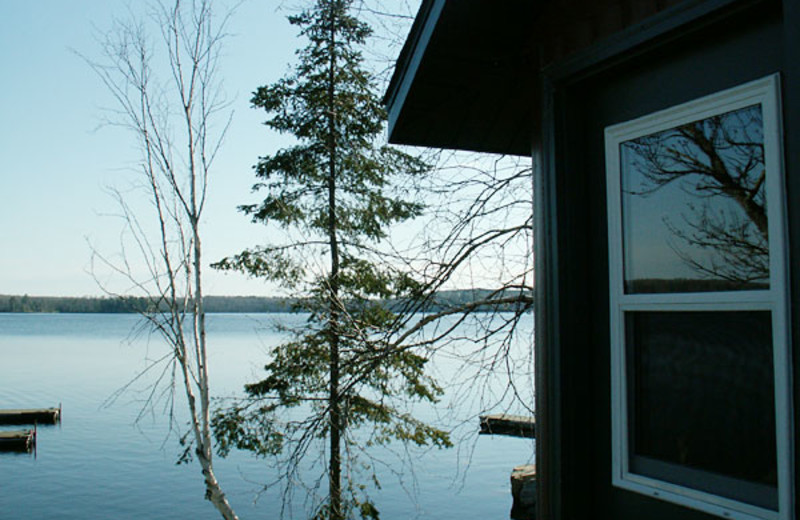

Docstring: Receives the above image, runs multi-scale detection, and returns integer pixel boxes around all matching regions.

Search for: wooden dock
[479,414,535,438]
[0,429,36,452]
[0,406,61,425]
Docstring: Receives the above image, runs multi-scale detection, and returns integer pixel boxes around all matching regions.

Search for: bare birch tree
[85,1,240,518]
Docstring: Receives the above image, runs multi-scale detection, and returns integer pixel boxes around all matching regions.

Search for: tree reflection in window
[620,104,769,293]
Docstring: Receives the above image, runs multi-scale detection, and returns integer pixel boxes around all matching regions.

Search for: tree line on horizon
[0,289,532,315]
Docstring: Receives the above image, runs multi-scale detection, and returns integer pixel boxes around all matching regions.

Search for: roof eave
[384,0,536,156]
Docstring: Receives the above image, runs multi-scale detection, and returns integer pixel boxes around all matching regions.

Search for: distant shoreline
[0,294,297,314]
[0,290,532,314]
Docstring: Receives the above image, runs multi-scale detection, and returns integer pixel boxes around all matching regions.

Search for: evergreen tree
[212,1,449,518]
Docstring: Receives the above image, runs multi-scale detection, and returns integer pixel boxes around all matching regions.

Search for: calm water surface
[0,313,534,519]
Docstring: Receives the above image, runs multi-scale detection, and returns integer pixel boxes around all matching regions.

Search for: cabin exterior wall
[534,1,796,519]
[536,0,685,66]
[384,0,799,518]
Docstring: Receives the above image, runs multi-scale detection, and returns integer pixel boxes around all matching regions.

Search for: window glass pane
[620,105,769,293]
[626,310,777,509]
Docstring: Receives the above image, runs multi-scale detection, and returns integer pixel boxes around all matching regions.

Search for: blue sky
[0,1,321,297]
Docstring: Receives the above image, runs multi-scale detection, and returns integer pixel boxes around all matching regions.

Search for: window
[605,75,792,520]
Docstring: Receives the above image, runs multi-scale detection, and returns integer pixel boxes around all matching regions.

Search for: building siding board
[779,0,800,510]
[535,75,563,520]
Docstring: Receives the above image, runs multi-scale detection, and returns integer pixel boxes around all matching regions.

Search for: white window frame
[604,74,793,520]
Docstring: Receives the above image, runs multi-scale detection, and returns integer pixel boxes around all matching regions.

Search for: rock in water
[510,464,536,520]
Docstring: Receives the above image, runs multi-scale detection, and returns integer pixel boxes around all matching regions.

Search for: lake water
[0,313,534,519]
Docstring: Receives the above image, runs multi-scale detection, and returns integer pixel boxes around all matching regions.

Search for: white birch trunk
[85,1,244,518]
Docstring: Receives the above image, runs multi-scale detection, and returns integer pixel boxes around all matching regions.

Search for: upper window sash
[606,74,787,303]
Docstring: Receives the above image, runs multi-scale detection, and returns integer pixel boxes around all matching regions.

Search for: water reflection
[620,104,769,293]
[0,313,534,520]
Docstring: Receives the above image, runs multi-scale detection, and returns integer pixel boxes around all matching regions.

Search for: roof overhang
[384,0,536,156]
